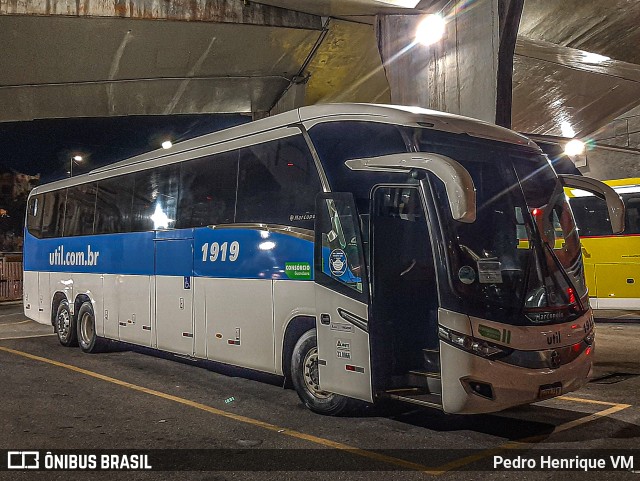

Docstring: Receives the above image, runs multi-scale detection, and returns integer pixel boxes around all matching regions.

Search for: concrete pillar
[376,0,522,125]
[269,80,307,116]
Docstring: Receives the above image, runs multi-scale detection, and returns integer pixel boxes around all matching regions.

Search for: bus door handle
[320,314,331,325]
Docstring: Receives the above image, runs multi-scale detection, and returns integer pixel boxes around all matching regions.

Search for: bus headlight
[439,326,511,360]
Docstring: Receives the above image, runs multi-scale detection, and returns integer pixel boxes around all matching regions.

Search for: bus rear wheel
[77,301,103,353]
[291,329,351,416]
[55,300,78,347]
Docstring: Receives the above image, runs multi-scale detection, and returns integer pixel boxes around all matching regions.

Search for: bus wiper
[542,241,585,312]
[524,208,584,313]
[459,244,481,261]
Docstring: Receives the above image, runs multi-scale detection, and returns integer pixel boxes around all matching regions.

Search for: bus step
[387,392,443,410]
[422,348,440,372]
[407,371,441,394]
[408,370,440,379]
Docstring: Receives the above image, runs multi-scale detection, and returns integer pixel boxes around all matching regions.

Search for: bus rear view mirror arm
[559,174,625,234]
[345,153,477,223]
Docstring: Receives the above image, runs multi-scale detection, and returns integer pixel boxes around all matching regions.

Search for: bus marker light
[585,346,592,356]
[345,365,365,373]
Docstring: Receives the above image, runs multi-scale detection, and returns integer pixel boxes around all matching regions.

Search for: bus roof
[600,178,640,188]
[566,177,640,198]
[31,103,538,195]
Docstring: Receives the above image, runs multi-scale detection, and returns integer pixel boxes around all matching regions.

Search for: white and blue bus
[23,104,623,415]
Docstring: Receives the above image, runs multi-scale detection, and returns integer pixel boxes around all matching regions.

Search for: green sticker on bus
[478,324,511,344]
[478,324,501,342]
[285,262,312,280]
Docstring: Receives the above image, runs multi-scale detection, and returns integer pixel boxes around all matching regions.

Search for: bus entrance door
[313,193,373,403]
[154,236,195,356]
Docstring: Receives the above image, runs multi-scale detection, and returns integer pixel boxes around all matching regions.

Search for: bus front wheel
[55,300,78,347]
[291,329,351,415]
[77,301,104,353]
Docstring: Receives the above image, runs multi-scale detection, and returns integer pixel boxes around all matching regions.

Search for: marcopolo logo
[284,262,312,280]
[49,245,100,267]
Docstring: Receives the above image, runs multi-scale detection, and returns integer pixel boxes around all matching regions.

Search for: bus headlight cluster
[438,326,510,360]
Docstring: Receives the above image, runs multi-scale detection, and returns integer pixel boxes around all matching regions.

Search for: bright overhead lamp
[374,0,421,7]
[161,140,173,150]
[415,14,446,46]
[582,52,610,64]
[564,139,586,156]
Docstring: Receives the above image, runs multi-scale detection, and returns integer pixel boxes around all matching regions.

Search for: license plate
[538,382,562,399]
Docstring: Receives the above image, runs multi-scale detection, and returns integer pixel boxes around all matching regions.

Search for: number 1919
[201,241,240,262]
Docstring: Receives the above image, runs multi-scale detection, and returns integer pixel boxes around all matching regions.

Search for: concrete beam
[496,0,524,128]
[376,0,499,123]
[0,0,322,29]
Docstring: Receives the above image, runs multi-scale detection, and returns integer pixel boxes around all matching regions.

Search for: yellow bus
[566,178,640,310]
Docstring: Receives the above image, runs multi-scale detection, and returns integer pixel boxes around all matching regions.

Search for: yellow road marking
[0,345,633,476]
[0,319,30,325]
[0,346,440,475]
[0,313,27,319]
[553,404,631,434]
[430,397,631,474]
[0,333,56,340]
[558,395,623,406]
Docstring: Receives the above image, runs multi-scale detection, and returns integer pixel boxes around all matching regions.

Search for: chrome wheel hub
[302,347,331,399]
[80,312,94,345]
[57,309,70,341]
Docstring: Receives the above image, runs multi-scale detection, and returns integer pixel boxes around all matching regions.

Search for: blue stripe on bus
[23,228,315,280]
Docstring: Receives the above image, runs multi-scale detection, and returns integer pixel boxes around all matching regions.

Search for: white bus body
[24,104,611,415]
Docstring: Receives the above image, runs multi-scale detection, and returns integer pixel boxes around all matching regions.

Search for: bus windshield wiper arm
[542,241,585,312]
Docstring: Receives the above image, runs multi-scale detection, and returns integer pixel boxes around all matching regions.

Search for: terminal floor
[1,303,639,480]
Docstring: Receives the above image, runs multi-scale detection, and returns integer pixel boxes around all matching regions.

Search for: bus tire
[77,301,104,353]
[291,329,351,416]
[55,300,78,347]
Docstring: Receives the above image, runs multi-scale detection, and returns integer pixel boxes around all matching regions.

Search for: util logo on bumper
[49,245,100,266]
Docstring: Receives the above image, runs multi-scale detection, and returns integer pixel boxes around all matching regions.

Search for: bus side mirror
[559,174,625,234]
[345,153,477,223]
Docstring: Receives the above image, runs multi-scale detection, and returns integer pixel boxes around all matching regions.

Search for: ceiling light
[582,52,610,64]
[415,14,446,46]
[161,140,173,150]
[374,0,421,7]
[560,121,575,138]
[564,139,586,156]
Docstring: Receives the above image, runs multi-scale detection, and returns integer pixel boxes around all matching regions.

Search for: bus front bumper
[439,340,594,414]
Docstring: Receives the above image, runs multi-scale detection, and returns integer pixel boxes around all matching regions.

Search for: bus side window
[41,190,67,239]
[624,197,640,234]
[131,164,180,232]
[236,135,322,230]
[317,198,365,293]
[177,150,238,228]
[26,194,44,238]
[569,196,612,237]
[95,175,134,234]
[63,183,97,237]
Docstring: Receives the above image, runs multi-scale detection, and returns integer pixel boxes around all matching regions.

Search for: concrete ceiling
[1,0,639,139]
[515,0,640,136]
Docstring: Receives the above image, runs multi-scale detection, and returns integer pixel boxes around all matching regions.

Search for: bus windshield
[410,129,587,325]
